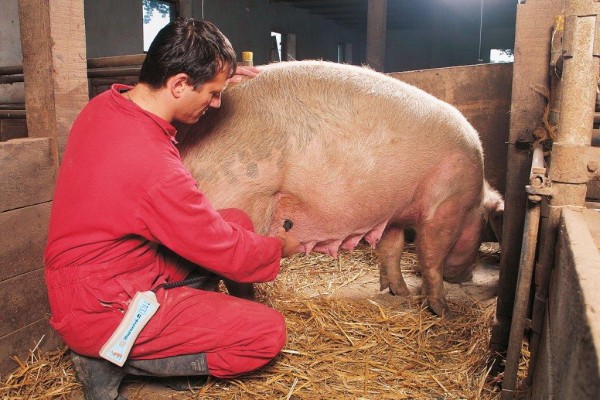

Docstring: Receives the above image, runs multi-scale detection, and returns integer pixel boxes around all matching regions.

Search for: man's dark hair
[139,17,237,89]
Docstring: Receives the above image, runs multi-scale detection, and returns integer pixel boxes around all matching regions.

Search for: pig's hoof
[379,276,390,292]
[380,278,411,296]
[389,282,411,296]
[427,297,450,316]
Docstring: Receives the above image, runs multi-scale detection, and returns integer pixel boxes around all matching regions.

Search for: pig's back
[226,61,483,167]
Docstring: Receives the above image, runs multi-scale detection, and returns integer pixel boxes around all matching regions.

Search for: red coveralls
[44,84,285,378]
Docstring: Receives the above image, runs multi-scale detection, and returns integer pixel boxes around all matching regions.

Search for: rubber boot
[125,353,209,376]
[125,353,210,391]
[70,351,128,400]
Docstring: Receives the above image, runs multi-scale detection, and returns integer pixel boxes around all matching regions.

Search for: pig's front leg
[376,226,411,296]
[415,200,467,316]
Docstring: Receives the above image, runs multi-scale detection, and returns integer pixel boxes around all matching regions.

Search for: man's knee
[263,309,287,356]
[217,208,255,232]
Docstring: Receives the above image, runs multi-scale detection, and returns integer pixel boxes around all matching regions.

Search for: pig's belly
[269,187,418,258]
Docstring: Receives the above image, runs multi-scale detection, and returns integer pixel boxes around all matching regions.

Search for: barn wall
[531,208,600,398]
[0,0,24,104]
[84,0,143,57]
[83,0,365,66]
[385,0,516,72]
[0,138,62,373]
[198,0,365,66]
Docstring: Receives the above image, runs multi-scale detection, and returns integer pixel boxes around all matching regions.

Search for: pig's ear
[483,183,504,244]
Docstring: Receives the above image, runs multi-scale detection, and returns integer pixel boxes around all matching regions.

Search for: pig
[176,60,504,315]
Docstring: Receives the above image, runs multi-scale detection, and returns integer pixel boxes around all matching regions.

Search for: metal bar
[87,67,141,78]
[0,54,145,80]
[500,200,541,400]
[87,54,146,69]
[0,74,24,84]
[0,65,23,75]
[0,110,26,118]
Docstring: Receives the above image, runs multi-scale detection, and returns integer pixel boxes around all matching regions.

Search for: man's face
[175,68,230,124]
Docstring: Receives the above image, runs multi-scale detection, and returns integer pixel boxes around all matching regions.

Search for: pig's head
[443,182,504,283]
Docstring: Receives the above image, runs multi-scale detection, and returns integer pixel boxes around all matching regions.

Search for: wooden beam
[490,0,566,354]
[18,0,89,165]
[366,0,387,72]
[0,138,55,213]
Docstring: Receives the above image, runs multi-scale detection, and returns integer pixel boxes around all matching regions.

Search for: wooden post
[490,0,565,355]
[18,0,89,165]
[366,0,387,72]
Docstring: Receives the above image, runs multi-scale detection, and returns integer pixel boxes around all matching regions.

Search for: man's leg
[132,287,286,378]
[71,290,285,398]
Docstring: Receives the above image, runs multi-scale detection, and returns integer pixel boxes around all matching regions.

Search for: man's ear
[167,73,190,99]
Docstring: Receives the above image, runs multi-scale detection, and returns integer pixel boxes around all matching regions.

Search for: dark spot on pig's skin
[238,150,251,163]
[246,163,258,178]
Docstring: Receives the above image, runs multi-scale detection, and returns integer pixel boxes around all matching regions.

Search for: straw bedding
[0,244,528,399]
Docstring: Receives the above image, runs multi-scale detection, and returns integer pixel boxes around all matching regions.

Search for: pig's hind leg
[415,200,468,316]
[376,226,411,296]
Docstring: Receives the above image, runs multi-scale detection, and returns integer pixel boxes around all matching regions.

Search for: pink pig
[177,60,504,315]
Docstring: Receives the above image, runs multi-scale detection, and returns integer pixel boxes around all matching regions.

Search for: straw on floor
[0,244,528,399]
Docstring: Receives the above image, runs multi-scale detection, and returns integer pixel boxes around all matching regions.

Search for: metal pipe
[0,74,24,84]
[0,54,145,83]
[0,103,24,110]
[1,68,141,83]
[0,54,146,78]
[500,199,541,400]
[0,65,23,76]
[87,67,141,78]
[0,110,26,118]
[87,54,146,69]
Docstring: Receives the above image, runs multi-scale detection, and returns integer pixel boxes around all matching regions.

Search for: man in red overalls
[44,17,300,400]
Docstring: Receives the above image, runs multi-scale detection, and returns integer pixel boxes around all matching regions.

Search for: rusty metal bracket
[526,184,555,203]
[562,15,577,57]
[515,128,538,145]
[526,166,554,202]
[563,14,600,57]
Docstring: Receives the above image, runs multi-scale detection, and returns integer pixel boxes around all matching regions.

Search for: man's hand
[275,227,301,258]
[229,66,261,83]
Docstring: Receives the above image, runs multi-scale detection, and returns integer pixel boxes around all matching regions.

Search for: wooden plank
[0,138,56,212]
[0,203,51,282]
[18,0,89,163]
[0,319,63,374]
[531,208,600,398]
[389,63,512,194]
[366,0,387,72]
[0,268,51,338]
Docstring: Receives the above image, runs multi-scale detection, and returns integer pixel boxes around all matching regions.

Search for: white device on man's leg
[99,291,160,367]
